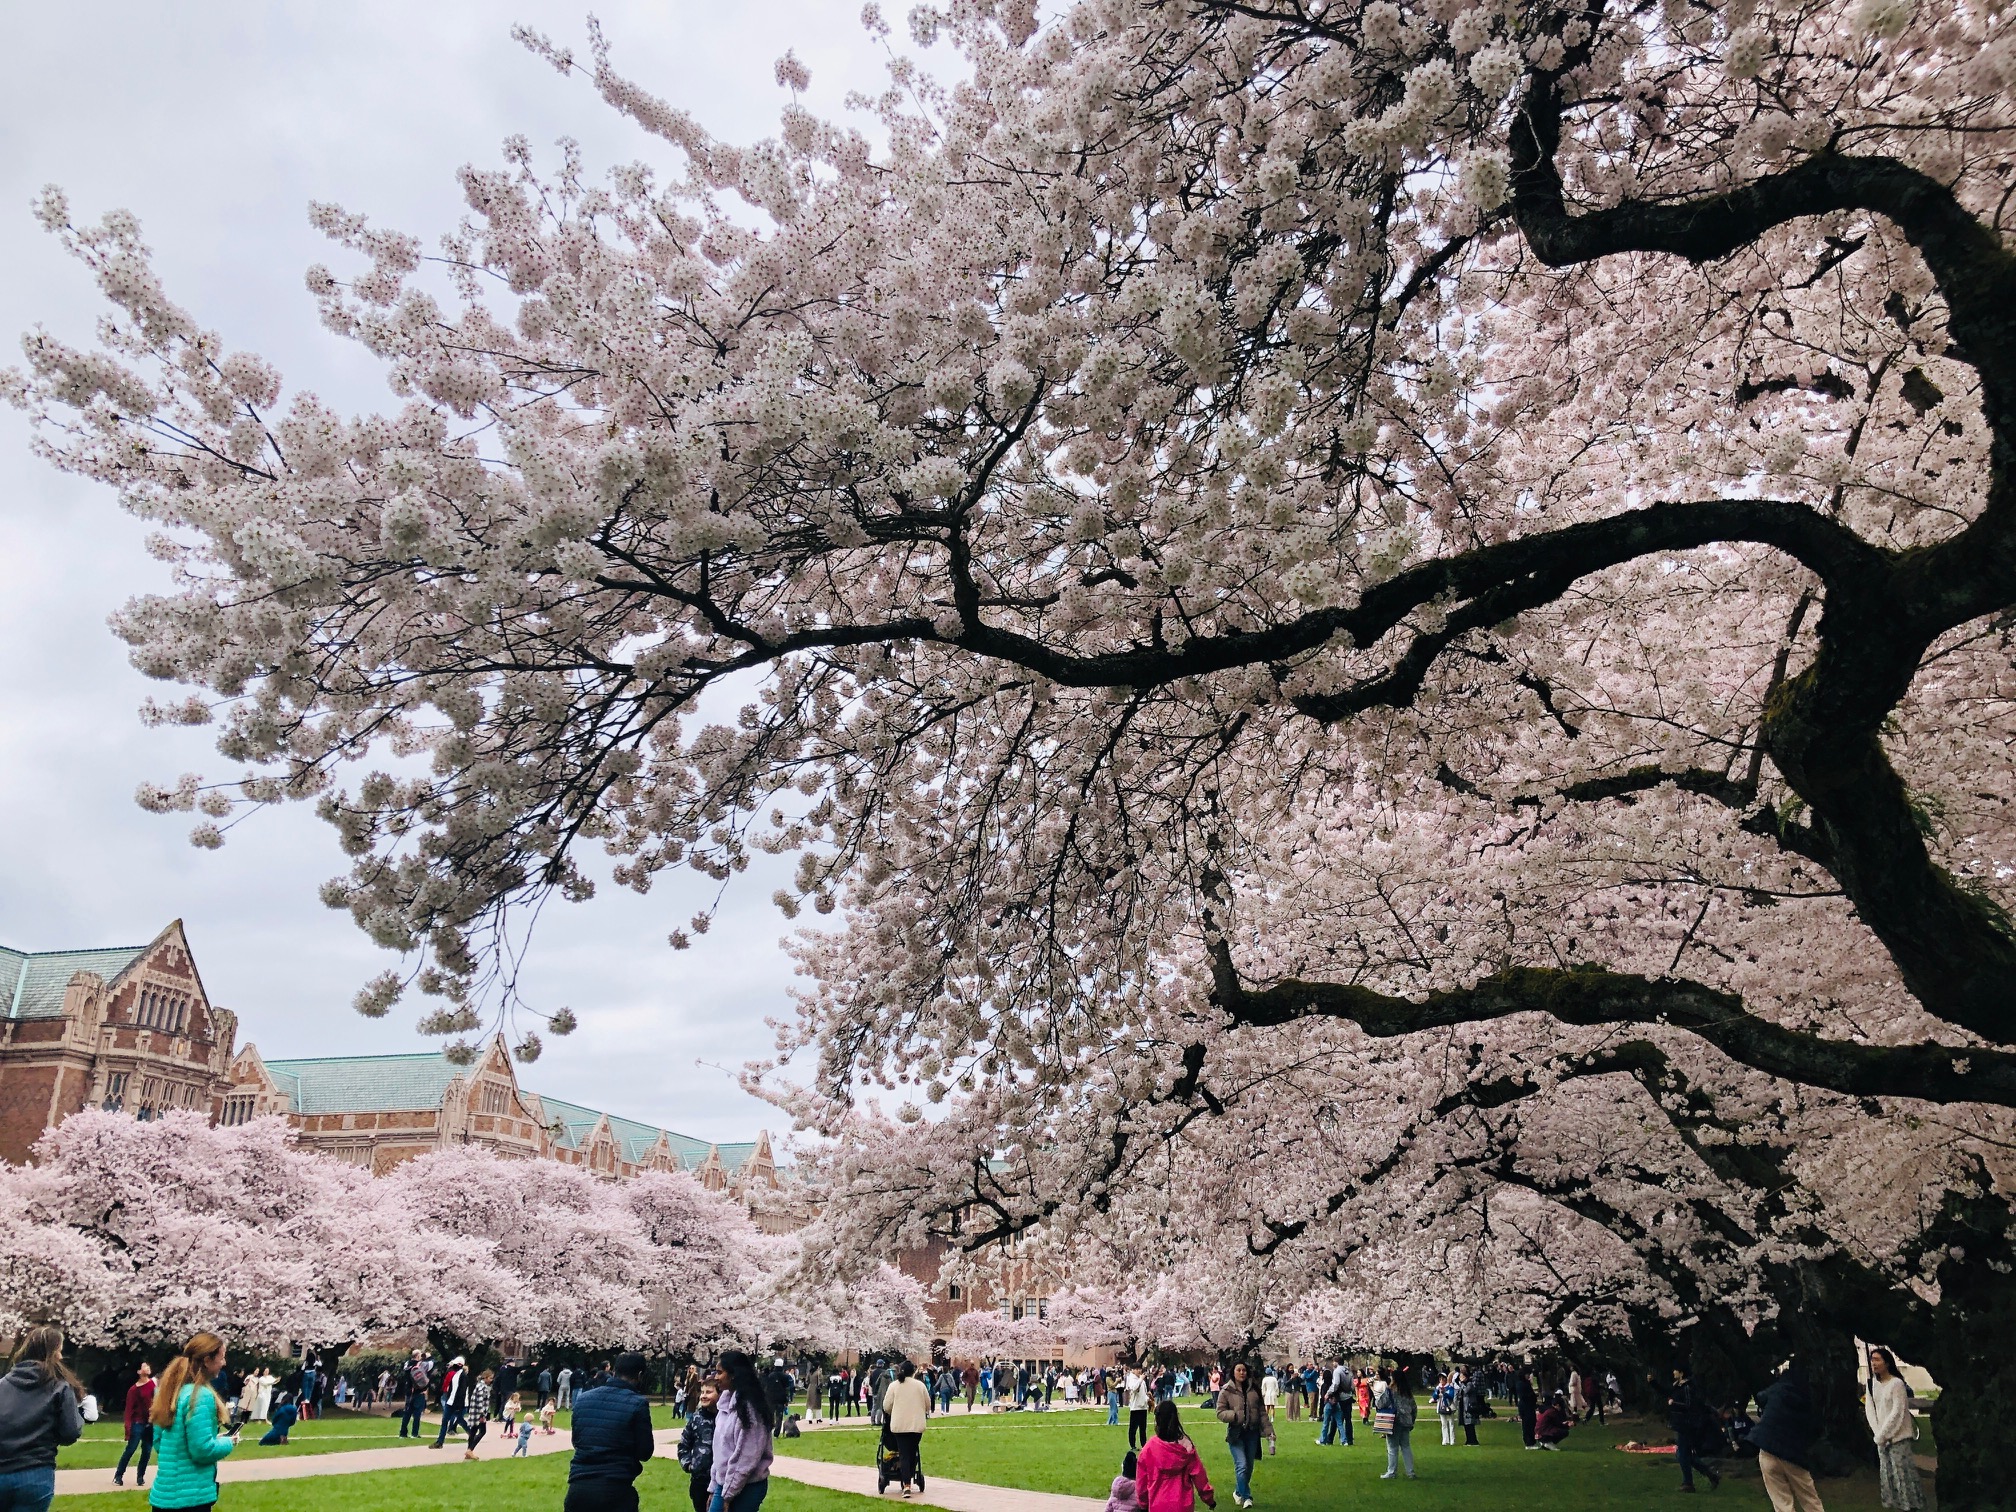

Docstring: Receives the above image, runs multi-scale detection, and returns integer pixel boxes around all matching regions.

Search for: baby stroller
[876,1428,922,1496]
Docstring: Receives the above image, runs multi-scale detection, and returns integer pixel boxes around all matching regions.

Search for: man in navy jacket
[566,1352,655,1512]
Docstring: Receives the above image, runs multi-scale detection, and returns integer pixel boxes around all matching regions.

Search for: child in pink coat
[1136,1403,1216,1512]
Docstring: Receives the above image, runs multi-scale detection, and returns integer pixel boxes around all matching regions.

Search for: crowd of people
[0,1325,1931,1512]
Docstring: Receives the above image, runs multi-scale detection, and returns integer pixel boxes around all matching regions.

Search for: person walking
[431,1357,471,1449]
[566,1352,656,1512]
[1318,1362,1348,1447]
[147,1333,239,1512]
[1259,1368,1278,1458]
[114,1362,156,1489]
[557,1366,574,1411]
[1751,1358,1826,1512]
[1666,1365,1721,1493]
[1374,1366,1418,1480]
[539,1365,555,1411]
[883,1359,932,1497]
[1864,1348,1922,1511]
[464,1370,494,1460]
[1215,1360,1265,1510]
[1137,1401,1215,1512]
[710,1351,776,1512]
[250,1369,273,1424]
[0,1326,85,1512]
[677,1380,719,1512]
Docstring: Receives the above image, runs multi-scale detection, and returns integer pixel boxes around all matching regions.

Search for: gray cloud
[0,1,899,1145]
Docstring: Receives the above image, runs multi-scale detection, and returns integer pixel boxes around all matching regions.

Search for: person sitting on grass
[1138,1401,1216,1512]
[1106,1448,1141,1512]
[1535,1392,1572,1450]
[258,1395,298,1445]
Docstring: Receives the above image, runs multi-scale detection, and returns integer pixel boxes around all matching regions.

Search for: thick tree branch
[1206,940,2016,1108]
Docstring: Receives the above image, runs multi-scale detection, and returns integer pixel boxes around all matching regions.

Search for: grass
[57,1409,461,1469]
[779,1402,1897,1510]
[55,1452,876,1511]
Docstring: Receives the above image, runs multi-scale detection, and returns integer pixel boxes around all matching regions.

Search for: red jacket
[124,1378,155,1430]
[1136,1435,1214,1512]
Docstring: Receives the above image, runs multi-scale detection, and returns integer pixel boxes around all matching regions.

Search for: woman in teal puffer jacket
[148,1333,238,1511]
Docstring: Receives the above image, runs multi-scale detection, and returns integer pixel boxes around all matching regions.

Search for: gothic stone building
[1,924,776,1199]
[0,921,236,1163]
[224,1034,777,1193]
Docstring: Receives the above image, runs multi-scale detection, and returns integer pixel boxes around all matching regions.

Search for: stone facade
[1,925,776,1202]
[0,922,237,1164]
[224,1034,778,1196]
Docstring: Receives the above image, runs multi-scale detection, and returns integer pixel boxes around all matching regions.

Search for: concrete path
[55,1425,576,1497]
[56,1412,1109,1508]
[772,1453,1104,1511]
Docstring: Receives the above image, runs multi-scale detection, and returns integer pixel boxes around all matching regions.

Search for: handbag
[1373,1408,1396,1435]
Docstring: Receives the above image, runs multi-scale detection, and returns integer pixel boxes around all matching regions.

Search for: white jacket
[1864,1374,1914,1446]
[885,1377,933,1435]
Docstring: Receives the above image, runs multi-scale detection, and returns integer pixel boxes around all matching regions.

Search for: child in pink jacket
[1136,1403,1216,1512]
[1107,1449,1141,1512]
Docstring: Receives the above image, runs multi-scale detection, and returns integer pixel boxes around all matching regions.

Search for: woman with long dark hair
[1866,1347,1923,1510]
[148,1333,238,1512]
[0,1326,85,1511]
[709,1351,775,1512]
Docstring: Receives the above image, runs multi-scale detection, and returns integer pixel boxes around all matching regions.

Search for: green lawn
[58,1409,457,1469]
[55,1453,874,1511]
[780,1403,1896,1510]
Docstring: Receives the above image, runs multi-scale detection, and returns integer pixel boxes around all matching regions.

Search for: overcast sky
[0,2,918,1146]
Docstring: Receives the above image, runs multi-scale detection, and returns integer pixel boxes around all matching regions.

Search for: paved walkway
[772,1453,1103,1511]
[55,1426,576,1497]
[56,1411,1109,1508]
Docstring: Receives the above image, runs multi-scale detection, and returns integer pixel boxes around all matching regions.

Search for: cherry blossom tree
[0,1111,781,1358]
[13,0,2016,1501]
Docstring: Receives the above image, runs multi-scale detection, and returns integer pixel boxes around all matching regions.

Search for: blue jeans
[1107,1390,1120,1426]
[0,1467,54,1512]
[115,1423,153,1482]
[709,1480,769,1512]
[1320,1400,1352,1444]
[399,1394,426,1435]
[434,1403,466,1446]
[1385,1427,1415,1477]
[1228,1431,1261,1501]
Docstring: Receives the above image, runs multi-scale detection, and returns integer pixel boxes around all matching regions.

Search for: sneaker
[1380,1472,1396,1480]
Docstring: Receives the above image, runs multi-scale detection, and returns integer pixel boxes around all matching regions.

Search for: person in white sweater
[1864,1348,1923,1511]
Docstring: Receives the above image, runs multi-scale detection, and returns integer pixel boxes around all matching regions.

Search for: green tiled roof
[260,1051,467,1115]
[2,943,150,1020]
[249,1047,758,1174]
[535,1095,741,1173]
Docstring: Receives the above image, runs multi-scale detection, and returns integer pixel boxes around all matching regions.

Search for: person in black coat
[1750,1358,1824,1511]
[1513,1369,1537,1449]
[1666,1366,1721,1492]
[566,1353,655,1512]
[495,1360,519,1419]
[762,1359,795,1423]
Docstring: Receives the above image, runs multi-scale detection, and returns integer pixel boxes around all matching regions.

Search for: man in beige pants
[1749,1358,1826,1512]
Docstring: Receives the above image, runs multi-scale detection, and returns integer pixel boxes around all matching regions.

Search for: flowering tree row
[0,1110,926,1359]
[10,0,2016,1503]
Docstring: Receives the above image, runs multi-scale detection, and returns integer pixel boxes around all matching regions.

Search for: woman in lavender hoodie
[709,1352,776,1512]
